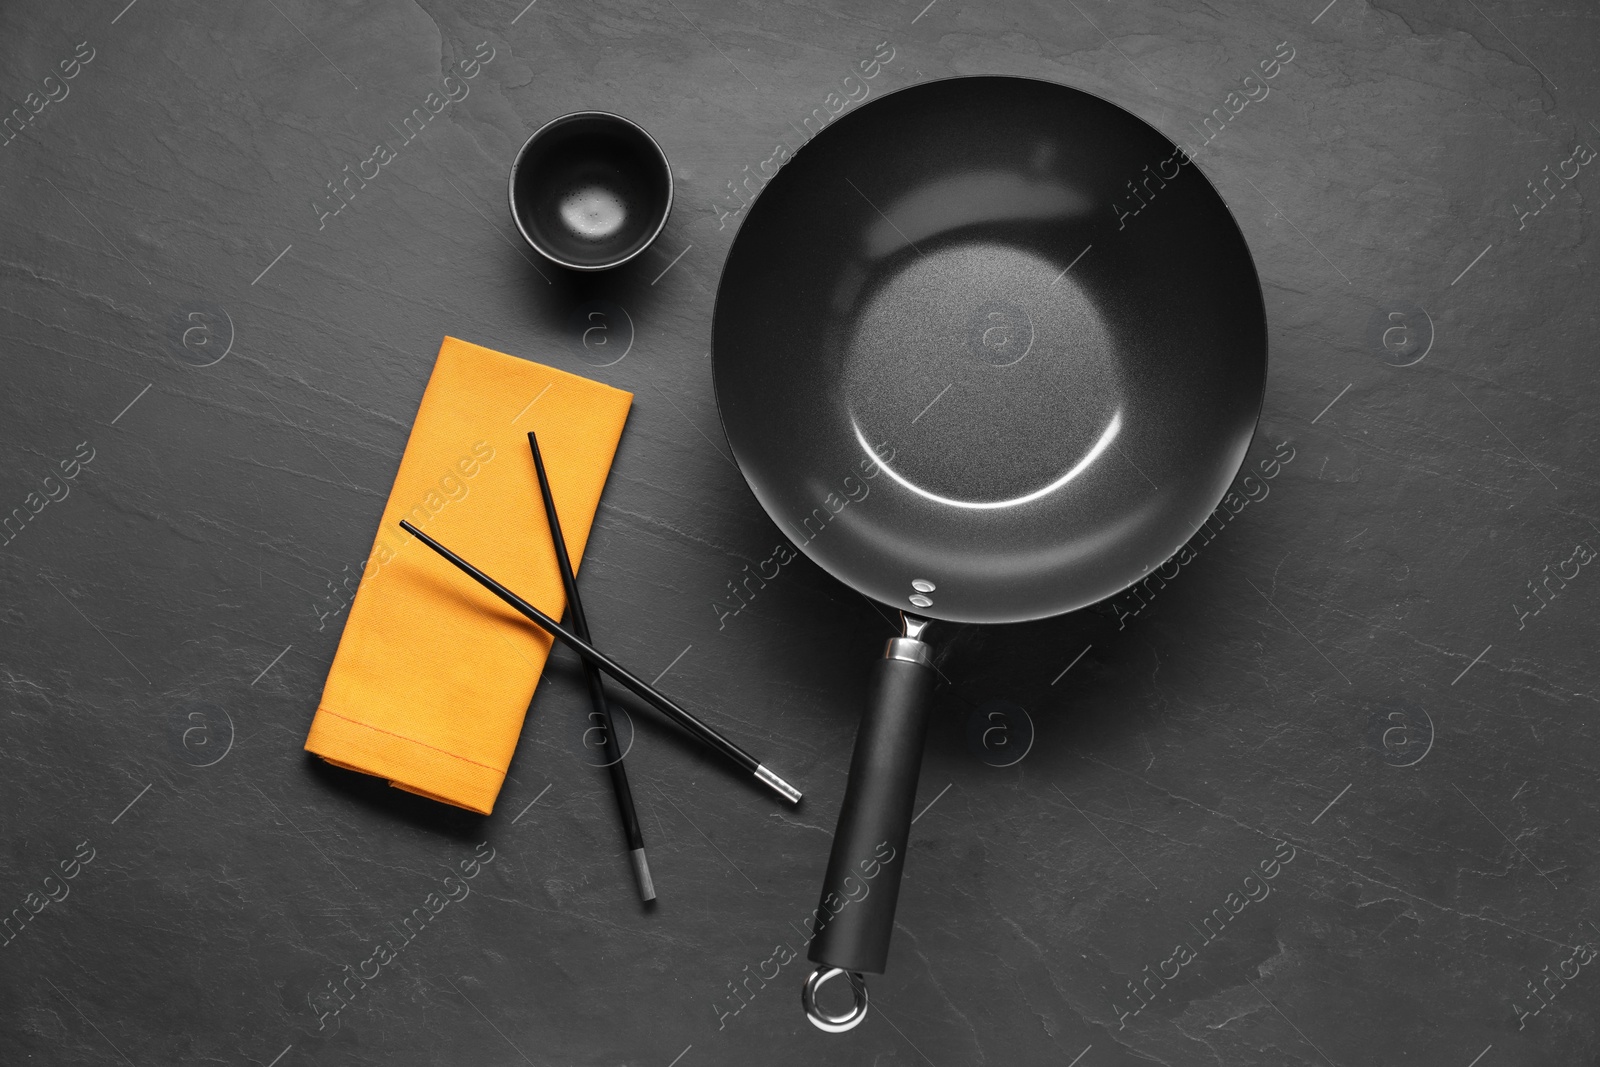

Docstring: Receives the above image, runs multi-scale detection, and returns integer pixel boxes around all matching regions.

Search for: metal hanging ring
[801,966,869,1032]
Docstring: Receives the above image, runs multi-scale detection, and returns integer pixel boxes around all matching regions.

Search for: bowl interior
[511,114,671,269]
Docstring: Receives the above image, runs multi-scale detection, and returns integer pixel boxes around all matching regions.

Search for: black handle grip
[807,652,936,975]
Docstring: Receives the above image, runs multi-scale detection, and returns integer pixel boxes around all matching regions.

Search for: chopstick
[398,519,802,806]
[527,431,653,902]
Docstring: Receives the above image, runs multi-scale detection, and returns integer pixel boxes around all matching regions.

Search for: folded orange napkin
[305,336,632,814]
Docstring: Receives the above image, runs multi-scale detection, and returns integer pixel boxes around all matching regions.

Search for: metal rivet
[909,594,933,608]
[912,578,936,592]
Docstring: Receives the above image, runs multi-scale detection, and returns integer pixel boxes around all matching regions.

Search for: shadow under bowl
[509,111,673,271]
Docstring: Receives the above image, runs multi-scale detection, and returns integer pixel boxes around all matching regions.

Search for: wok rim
[709,74,1269,625]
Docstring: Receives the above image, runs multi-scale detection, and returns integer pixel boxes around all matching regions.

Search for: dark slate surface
[2,1,1597,1065]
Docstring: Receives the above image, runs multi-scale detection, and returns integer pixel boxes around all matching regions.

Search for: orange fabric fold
[304,336,632,814]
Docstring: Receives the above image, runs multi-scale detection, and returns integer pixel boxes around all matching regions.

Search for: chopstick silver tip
[630,847,656,902]
[755,764,803,805]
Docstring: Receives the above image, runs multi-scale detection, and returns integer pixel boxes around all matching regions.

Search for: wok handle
[803,616,935,1032]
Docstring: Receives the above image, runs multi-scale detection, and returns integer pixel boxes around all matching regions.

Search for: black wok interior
[712,76,1267,624]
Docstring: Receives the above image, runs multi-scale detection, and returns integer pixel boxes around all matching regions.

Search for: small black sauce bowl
[508,111,674,272]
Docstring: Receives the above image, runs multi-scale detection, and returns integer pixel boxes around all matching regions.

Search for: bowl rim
[507,110,675,272]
